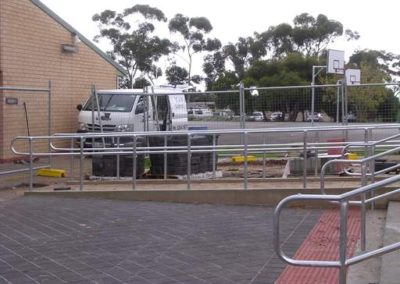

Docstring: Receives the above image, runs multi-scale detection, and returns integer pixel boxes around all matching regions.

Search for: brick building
[0,0,125,161]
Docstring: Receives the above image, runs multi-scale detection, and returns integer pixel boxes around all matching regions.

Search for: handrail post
[116,137,120,180]
[368,128,376,210]
[69,138,74,181]
[132,136,137,190]
[360,128,368,251]
[79,137,84,191]
[28,137,33,192]
[48,80,52,167]
[339,200,349,284]
[303,131,308,189]
[244,131,248,190]
[212,133,216,179]
[187,133,191,190]
[164,135,167,180]
[262,134,266,179]
[315,131,320,177]
[360,162,367,251]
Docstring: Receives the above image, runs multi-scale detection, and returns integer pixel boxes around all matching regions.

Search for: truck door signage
[101,113,111,121]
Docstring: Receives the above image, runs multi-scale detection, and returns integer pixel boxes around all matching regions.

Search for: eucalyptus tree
[257,13,359,58]
[222,13,358,80]
[93,5,173,88]
[223,36,266,80]
[165,65,189,85]
[202,51,226,89]
[347,49,400,122]
[168,14,221,85]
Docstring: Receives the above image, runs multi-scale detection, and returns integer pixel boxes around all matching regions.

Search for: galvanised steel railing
[274,131,400,284]
[274,174,400,284]
[320,133,400,252]
[10,124,400,192]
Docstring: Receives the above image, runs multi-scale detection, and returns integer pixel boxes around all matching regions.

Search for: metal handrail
[320,145,400,194]
[274,174,400,284]
[10,123,400,192]
[319,133,400,255]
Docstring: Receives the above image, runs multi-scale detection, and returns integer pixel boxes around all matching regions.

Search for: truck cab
[77,85,188,147]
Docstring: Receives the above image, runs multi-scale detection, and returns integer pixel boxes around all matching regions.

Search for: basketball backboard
[327,49,345,74]
[345,69,361,85]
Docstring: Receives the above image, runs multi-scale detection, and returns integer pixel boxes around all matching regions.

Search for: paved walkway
[0,196,321,284]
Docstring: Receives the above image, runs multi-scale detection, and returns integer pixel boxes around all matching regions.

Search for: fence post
[239,83,245,129]
[336,80,341,124]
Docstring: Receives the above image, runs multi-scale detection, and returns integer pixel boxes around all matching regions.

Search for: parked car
[270,112,283,121]
[306,112,321,122]
[249,111,264,121]
[345,112,357,122]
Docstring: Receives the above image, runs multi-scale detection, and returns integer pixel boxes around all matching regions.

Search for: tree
[166,65,188,85]
[223,37,266,80]
[349,49,400,77]
[168,14,221,85]
[256,13,357,58]
[222,13,356,82]
[203,51,225,90]
[212,71,241,113]
[346,56,395,122]
[243,53,317,121]
[93,5,173,88]
[132,77,151,88]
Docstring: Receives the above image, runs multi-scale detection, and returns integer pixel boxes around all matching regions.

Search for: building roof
[31,0,127,75]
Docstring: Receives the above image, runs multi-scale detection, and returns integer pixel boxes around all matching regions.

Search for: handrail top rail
[11,123,400,141]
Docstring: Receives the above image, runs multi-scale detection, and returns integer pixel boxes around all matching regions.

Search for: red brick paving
[276,207,361,284]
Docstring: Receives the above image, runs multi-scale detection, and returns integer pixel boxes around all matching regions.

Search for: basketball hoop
[327,50,345,75]
[345,69,361,85]
[334,68,345,75]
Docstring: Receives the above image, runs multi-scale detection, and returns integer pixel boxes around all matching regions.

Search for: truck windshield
[83,94,136,112]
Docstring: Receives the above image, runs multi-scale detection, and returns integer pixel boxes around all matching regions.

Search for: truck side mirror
[76,104,82,111]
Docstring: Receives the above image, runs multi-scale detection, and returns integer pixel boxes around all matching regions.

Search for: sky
[40,0,400,82]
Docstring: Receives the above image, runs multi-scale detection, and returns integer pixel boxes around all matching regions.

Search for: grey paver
[0,196,321,283]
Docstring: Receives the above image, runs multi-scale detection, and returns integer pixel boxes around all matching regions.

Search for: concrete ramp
[380,201,400,284]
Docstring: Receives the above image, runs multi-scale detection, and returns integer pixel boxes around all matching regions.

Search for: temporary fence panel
[1,85,51,161]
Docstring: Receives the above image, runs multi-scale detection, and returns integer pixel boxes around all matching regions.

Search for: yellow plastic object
[232,155,256,163]
[37,168,66,178]
[348,152,359,160]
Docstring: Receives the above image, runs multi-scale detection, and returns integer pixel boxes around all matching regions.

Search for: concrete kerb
[24,178,400,208]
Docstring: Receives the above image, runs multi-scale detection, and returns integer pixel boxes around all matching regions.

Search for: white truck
[76,85,189,147]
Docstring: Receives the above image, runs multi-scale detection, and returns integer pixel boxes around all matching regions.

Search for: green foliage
[169,14,220,85]
[347,62,395,122]
[349,49,400,77]
[133,77,151,88]
[93,5,172,88]
[212,72,240,113]
[242,53,317,120]
[166,65,188,85]
[377,91,400,122]
[224,13,355,80]
[203,51,225,89]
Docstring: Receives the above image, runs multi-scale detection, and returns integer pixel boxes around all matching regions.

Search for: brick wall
[0,0,122,161]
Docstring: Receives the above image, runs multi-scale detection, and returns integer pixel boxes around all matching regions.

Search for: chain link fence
[185,82,400,130]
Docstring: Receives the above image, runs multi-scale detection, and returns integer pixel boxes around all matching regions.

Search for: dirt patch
[218,159,287,178]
